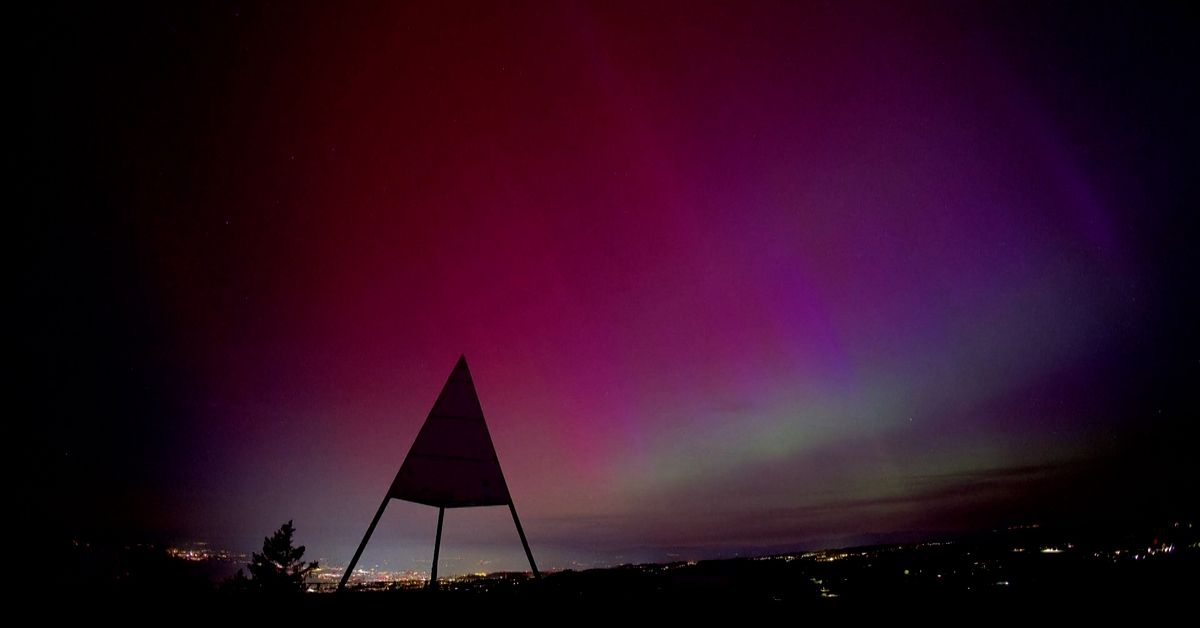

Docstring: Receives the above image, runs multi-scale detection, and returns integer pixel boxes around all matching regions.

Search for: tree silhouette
[239,520,318,593]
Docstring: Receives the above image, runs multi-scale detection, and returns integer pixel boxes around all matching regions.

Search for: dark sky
[23,1,1197,575]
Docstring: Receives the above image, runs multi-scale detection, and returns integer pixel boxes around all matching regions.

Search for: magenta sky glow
[28,2,1195,576]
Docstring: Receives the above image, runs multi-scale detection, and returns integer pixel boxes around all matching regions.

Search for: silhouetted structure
[338,356,539,590]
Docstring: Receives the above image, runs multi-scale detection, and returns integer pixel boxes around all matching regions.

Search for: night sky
[24,2,1197,576]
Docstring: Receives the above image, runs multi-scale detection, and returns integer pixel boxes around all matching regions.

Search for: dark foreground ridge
[56,519,1197,611]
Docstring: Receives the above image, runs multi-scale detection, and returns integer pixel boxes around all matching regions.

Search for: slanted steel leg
[429,506,445,588]
[508,501,540,578]
[338,495,391,591]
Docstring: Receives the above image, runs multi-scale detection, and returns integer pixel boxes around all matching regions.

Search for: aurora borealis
[26,2,1196,576]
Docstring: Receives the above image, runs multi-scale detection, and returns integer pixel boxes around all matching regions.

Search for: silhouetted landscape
[60,519,1196,609]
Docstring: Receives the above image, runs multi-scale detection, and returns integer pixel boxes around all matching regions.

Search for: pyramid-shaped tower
[338,356,539,590]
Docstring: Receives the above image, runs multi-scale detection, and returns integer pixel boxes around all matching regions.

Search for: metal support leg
[508,501,540,578]
[338,495,391,591]
[429,506,445,588]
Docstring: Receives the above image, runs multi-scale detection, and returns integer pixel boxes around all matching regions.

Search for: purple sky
[25,2,1196,576]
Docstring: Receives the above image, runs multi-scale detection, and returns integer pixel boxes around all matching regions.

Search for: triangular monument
[338,355,539,590]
